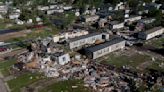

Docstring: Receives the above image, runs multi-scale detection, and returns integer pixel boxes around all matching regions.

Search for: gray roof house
[68,33,103,49]
[84,37,125,59]
[138,26,164,40]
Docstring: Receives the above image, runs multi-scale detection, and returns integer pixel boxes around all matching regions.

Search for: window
[62,57,66,62]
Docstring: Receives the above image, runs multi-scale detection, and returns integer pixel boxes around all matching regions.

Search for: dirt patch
[0,30,31,41]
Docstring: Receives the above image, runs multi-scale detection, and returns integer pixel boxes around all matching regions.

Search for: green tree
[12,0,27,6]
[74,0,103,8]
[127,0,139,9]
[143,0,152,3]
[19,9,32,21]
[104,0,120,6]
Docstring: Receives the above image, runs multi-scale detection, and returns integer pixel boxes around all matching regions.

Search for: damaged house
[51,52,71,65]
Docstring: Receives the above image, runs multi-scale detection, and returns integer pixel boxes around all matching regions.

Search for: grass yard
[147,60,164,72]
[6,28,56,43]
[104,53,151,69]
[51,11,76,28]
[7,72,43,92]
[0,23,7,29]
[40,79,91,92]
[0,59,17,77]
[146,37,164,48]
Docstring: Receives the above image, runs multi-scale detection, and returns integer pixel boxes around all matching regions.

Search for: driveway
[0,79,7,92]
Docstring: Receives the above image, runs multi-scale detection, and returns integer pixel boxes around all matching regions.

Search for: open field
[40,79,91,92]
[104,51,151,69]
[103,49,164,72]
[7,72,43,92]
[0,59,17,77]
[0,49,27,61]
[0,30,31,41]
[146,37,164,48]
[147,60,164,72]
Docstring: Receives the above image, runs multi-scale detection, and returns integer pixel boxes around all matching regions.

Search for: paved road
[0,79,7,92]
[0,29,20,35]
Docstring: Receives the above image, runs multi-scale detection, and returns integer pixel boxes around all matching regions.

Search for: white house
[54,9,64,13]
[63,6,72,10]
[0,5,8,14]
[27,19,33,24]
[38,6,49,11]
[84,37,125,59]
[138,26,164,40]
[125,16,142,22]
[68,33,103,49]
[9,13,20,19]
[15,19,24,25]
[83,15,100,23]
[47,9,55,15]
[51,52,71,65]
[49,5,57,9]
[109,21,124,30]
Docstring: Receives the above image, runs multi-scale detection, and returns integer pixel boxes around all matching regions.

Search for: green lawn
[0,23,7,29]
[51,11,76,28]
[6,28,56,43]
[7,72,43,92]
[147,37,164,48]
[104,53,151,68]
[0,59,17,77]
[147,60,164,72]
[40,79,91,92]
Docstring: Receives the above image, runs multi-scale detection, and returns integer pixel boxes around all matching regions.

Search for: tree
[73,0,103,8]
[127,0,139,9]
[12,0,27,6]
[19,9,32,21]
[143,0,152,3]
[104,0,120,6]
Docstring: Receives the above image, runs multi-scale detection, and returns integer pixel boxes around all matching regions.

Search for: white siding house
[83,15,99,23]
[69,33,103,49]
[51,52,71,65]
[125,16,141,22]
[138,26,164,40]
[84,37,125,59]
[109,21,124,30]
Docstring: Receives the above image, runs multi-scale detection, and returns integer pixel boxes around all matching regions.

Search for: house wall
[112,23,124,29]
[146,29,164,40]
[85,16,99,22]
[58,54,70,65]
[138,28,164,40]
[69,34,102,49]
[125,16,141,22]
